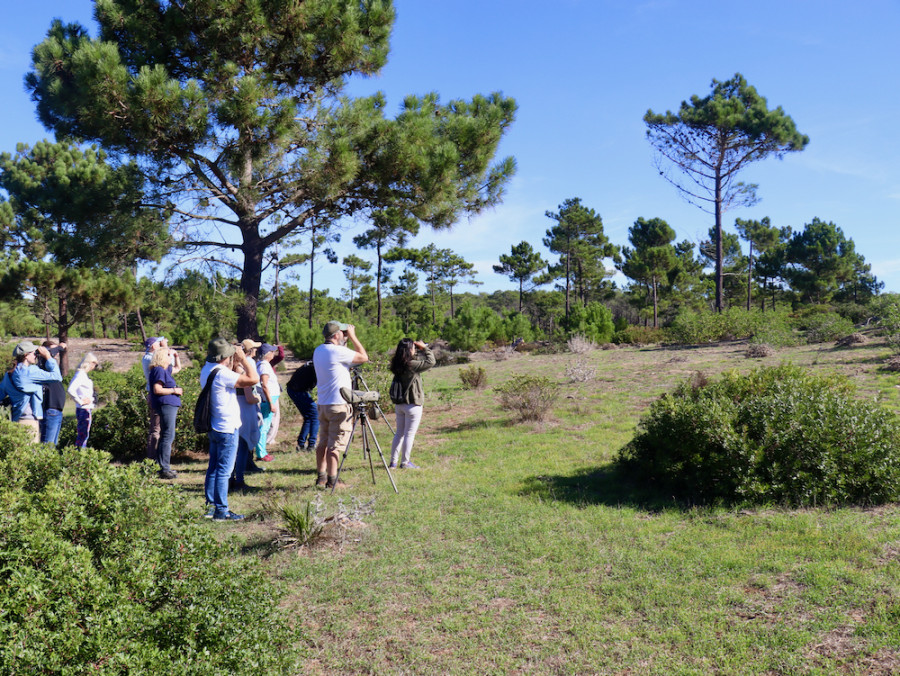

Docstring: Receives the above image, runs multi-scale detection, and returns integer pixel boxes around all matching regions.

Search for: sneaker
[295,442,306,453]
[307,443,316,452]
[158,469,178,479]
[213,511,245,521]
[400,462,421,469]
[260,454,274,462]
[388,462,397,469]
[231,479,248,491]
[203,506,215,519]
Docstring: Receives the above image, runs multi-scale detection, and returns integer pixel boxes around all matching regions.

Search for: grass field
[168,337,900,674]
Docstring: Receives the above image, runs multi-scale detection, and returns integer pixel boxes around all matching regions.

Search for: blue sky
[2,1,899,299]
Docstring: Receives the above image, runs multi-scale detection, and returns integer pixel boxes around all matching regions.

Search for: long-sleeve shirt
[9,359,62,421]
[67,370,95,411]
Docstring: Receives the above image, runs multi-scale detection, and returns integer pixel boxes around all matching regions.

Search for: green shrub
[495,374,559,422]
[442,303,498,351]
[669,307,793,344]
[800,312,855,344]
[561,302,614,344]
[878,298,900,354]
[617,364,900,506]
[459,365,487,390]
[613,325,668,345]
[0,424,300,673]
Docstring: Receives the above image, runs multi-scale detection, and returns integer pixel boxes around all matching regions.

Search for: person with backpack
[38,340,67,445]
[388,338,435,470]
[200,338,259,522]
[285,359,318,453]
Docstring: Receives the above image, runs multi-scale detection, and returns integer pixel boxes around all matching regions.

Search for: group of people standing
[1,340,98,447]
[2,322,437,523]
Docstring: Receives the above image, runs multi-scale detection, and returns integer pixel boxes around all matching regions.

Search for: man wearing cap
[143,337,180,461]
[312,321,368,489]
[6,341,62,443]
[201,337,259,521]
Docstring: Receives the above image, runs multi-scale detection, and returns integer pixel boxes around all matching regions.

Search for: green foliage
[0,299,43,338]
[458,365,487,390]
[494,374,559,422]
[612,325,668,345]
[0,423,300,673]
[618,365,900,506]
[797,310,855,344]
[561,301,614,343]
[268,496,325,549]
[669,307,795,345]
[878,297,900,354]
[442,303,498,351]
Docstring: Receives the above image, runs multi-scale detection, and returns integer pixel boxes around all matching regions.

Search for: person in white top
[312,321,368,489]
[200,338,259,522]
[254,343,281,462]
[67,352,99,448]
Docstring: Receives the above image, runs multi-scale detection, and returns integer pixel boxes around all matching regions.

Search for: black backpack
[193,367,223,433]
[286,361,317,392]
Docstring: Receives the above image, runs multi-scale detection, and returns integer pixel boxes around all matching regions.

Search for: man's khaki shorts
[317,404,353,450]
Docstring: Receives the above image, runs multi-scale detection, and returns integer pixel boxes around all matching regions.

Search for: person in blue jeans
[148,348,183,479]
[200,338,259,522]
[38,340,67,445]
[285,360,318,452]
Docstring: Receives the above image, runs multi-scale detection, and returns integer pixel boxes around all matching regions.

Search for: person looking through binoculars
[312,321,368,489]
[388,339,435,469]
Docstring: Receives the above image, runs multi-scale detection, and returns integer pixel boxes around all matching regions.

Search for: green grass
[168,337,900,674]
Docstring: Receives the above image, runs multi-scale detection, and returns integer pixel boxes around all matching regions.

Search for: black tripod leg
[332,413,359,494]
[364,422,377,485]
[362,414,399,494]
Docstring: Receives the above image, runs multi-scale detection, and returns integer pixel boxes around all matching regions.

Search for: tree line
[0,1,881,360]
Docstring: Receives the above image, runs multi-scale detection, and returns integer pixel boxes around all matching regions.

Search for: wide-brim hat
[322,321,349,338]
[206,337,235,363]
[13,341,38,358]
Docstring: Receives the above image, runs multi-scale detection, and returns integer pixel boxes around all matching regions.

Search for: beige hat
[241,338,262,351]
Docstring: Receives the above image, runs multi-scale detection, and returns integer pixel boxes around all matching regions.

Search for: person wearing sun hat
[6,340,62,443]
[311,321,368,489]
[200,337,259,521]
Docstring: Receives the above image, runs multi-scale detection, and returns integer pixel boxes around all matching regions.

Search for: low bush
[565,360,596,382]
[801,312,855,344]
[745,343,775,358]
[458,365,487,390]
[0,423,300,673]
[617,364,900,506]
[613,325,667,345]
[495,374,559,422]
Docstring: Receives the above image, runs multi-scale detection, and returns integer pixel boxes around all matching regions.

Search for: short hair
[149,348,170,369]
[76,353,99,372]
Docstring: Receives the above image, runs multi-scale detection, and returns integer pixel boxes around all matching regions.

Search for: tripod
[333,369,398,494]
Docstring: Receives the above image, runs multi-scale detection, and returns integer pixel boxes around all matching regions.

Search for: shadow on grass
[519,463,696,512]
[435,418,510,434]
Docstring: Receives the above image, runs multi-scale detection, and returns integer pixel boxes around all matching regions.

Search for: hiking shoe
[400,462,421,470]
[231,479,249,491]
[158,469,178,479]
[203,506,215,519]
[260,454,274,462]
[246,463,265,474]
[325,479,348,490]
[213,511,245,522]
[315,473,327,488]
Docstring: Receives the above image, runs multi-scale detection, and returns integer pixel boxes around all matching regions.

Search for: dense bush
[612,325,667,345]
[0,422,300,673]
[669,307,791,344]
[560,302,614,344]
[495,374,559,422]
[617,364,900,506]
[800,311,855,344]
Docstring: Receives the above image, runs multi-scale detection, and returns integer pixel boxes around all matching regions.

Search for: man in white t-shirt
[312,321,368,489]
[200,338,259,521]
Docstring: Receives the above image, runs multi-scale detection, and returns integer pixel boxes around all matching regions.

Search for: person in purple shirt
[147,347,183,479]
